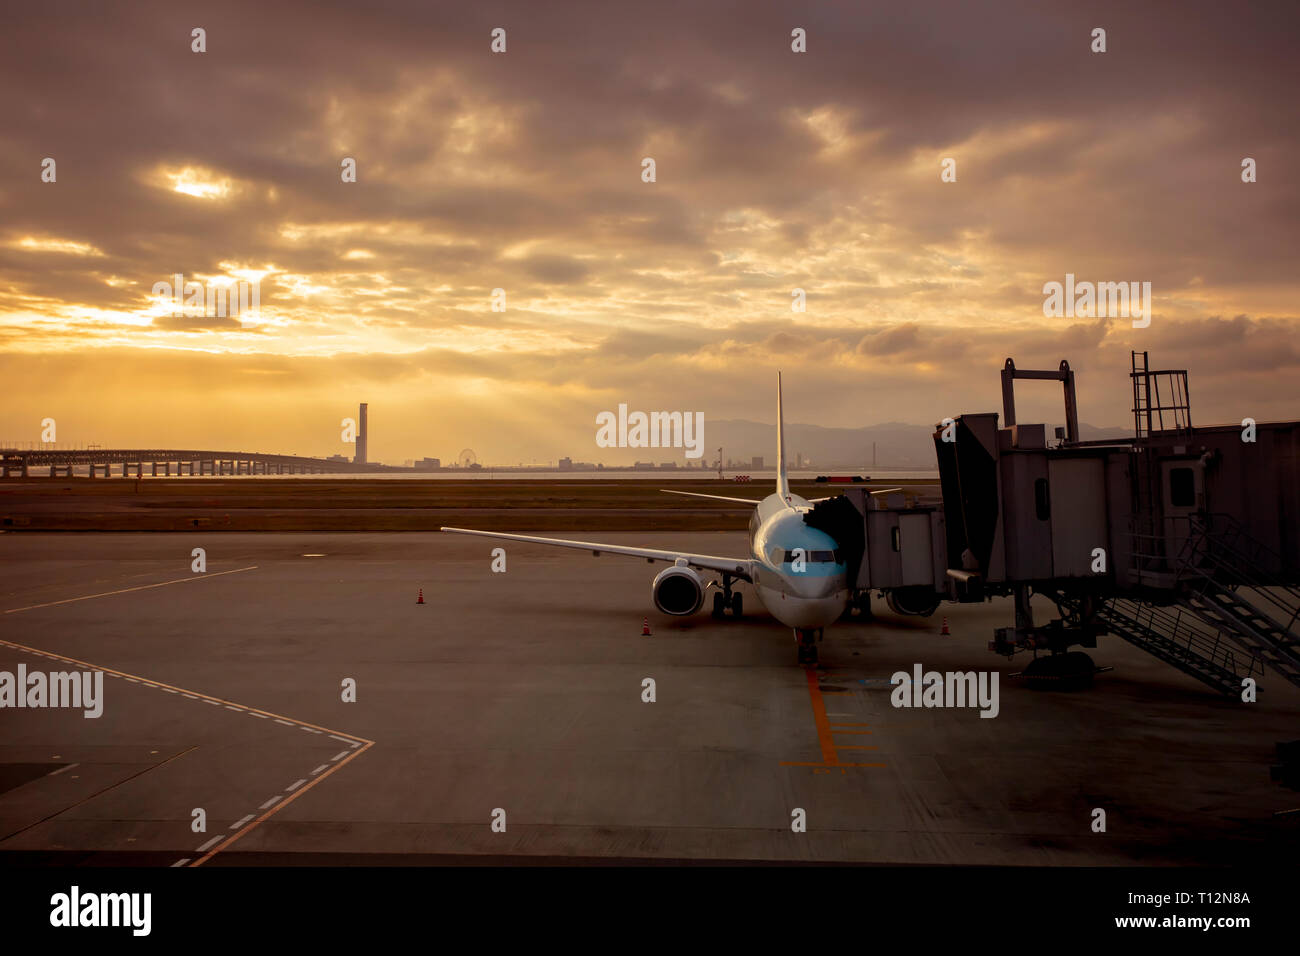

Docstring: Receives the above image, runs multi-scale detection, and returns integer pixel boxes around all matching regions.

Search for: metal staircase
[1173,514,1300,688]
[1088,595,1262,696]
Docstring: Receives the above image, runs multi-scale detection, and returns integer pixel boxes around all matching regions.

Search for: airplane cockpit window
[778,549,842,564]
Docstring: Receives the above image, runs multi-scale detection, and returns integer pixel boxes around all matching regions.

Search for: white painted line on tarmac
[310,764,329,776]
[274,718,294,726]
[230,814,256,829]
[330,750,350,762]
[3,566,259,614]
[171,859,191,867]
[259,796,282,810]
[285,779,308,793]
[196,836,222,852]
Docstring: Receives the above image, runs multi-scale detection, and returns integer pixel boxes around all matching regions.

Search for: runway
[1,532,1297,865]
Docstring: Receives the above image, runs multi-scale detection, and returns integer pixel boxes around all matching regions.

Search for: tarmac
[1,531,1297,865]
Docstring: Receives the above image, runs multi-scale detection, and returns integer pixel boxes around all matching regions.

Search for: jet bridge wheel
[1023,651,1096,690]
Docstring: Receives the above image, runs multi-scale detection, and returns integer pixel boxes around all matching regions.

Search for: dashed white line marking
[47,763,79,777]
[0,637,374,867]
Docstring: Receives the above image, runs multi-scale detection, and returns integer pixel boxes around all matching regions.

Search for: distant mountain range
[707,419,1132,469]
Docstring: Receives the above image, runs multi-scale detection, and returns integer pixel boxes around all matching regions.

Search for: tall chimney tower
[356,403,368,465]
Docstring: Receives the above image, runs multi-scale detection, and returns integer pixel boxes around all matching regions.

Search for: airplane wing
[657,489,763,506]
[440,527,754,581]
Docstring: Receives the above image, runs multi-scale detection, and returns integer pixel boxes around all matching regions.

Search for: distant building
[751,456,764,469]
[356,403,368,465]
[558,457,573,470]
[659,461,677,469]
[413,457,441,471]
[327,453,349,462]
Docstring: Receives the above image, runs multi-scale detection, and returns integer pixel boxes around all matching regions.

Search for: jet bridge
[926,352,1300,693]
[801,351,1300,694]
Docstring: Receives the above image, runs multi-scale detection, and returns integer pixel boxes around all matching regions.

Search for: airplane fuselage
[746,491,850,631]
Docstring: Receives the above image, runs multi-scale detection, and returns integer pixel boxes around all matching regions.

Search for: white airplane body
[442,374,852,662]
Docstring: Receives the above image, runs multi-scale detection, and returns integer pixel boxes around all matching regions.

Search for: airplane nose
[788,571,843,599]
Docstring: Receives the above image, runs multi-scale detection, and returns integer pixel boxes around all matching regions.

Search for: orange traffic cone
[642,617,651,636]
[417,588,425,605]
[940,616,950,635]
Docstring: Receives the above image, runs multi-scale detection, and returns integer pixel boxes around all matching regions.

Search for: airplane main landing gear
[795,628,821,665]
[712,574,744,618]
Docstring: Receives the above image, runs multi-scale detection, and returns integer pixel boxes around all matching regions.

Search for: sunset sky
[2,0,1296,464]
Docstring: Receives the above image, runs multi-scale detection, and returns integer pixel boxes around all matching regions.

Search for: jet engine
[885,586,942,617]
[652,565,705,616]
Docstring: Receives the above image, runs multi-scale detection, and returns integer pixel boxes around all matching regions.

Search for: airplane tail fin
[776,371,791,501]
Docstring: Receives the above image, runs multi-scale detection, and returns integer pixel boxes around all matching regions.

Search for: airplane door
[1161,459,1203,566]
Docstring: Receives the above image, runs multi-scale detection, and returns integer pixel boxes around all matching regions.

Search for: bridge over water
[0,448,405,477]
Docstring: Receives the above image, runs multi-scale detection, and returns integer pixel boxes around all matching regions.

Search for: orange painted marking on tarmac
[803,667,839,765]
[781,669,885,770]
[3,566,259,614]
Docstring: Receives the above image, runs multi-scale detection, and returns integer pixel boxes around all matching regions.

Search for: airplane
[442,373,860,664]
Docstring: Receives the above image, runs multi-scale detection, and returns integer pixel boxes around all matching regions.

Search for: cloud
[0,0,1296,459]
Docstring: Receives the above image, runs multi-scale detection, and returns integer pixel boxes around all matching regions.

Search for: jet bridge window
[1034,478,1051,521]
[1169,467,1195,507]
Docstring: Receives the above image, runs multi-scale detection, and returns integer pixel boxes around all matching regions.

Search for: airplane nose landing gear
[795,628,821,665]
